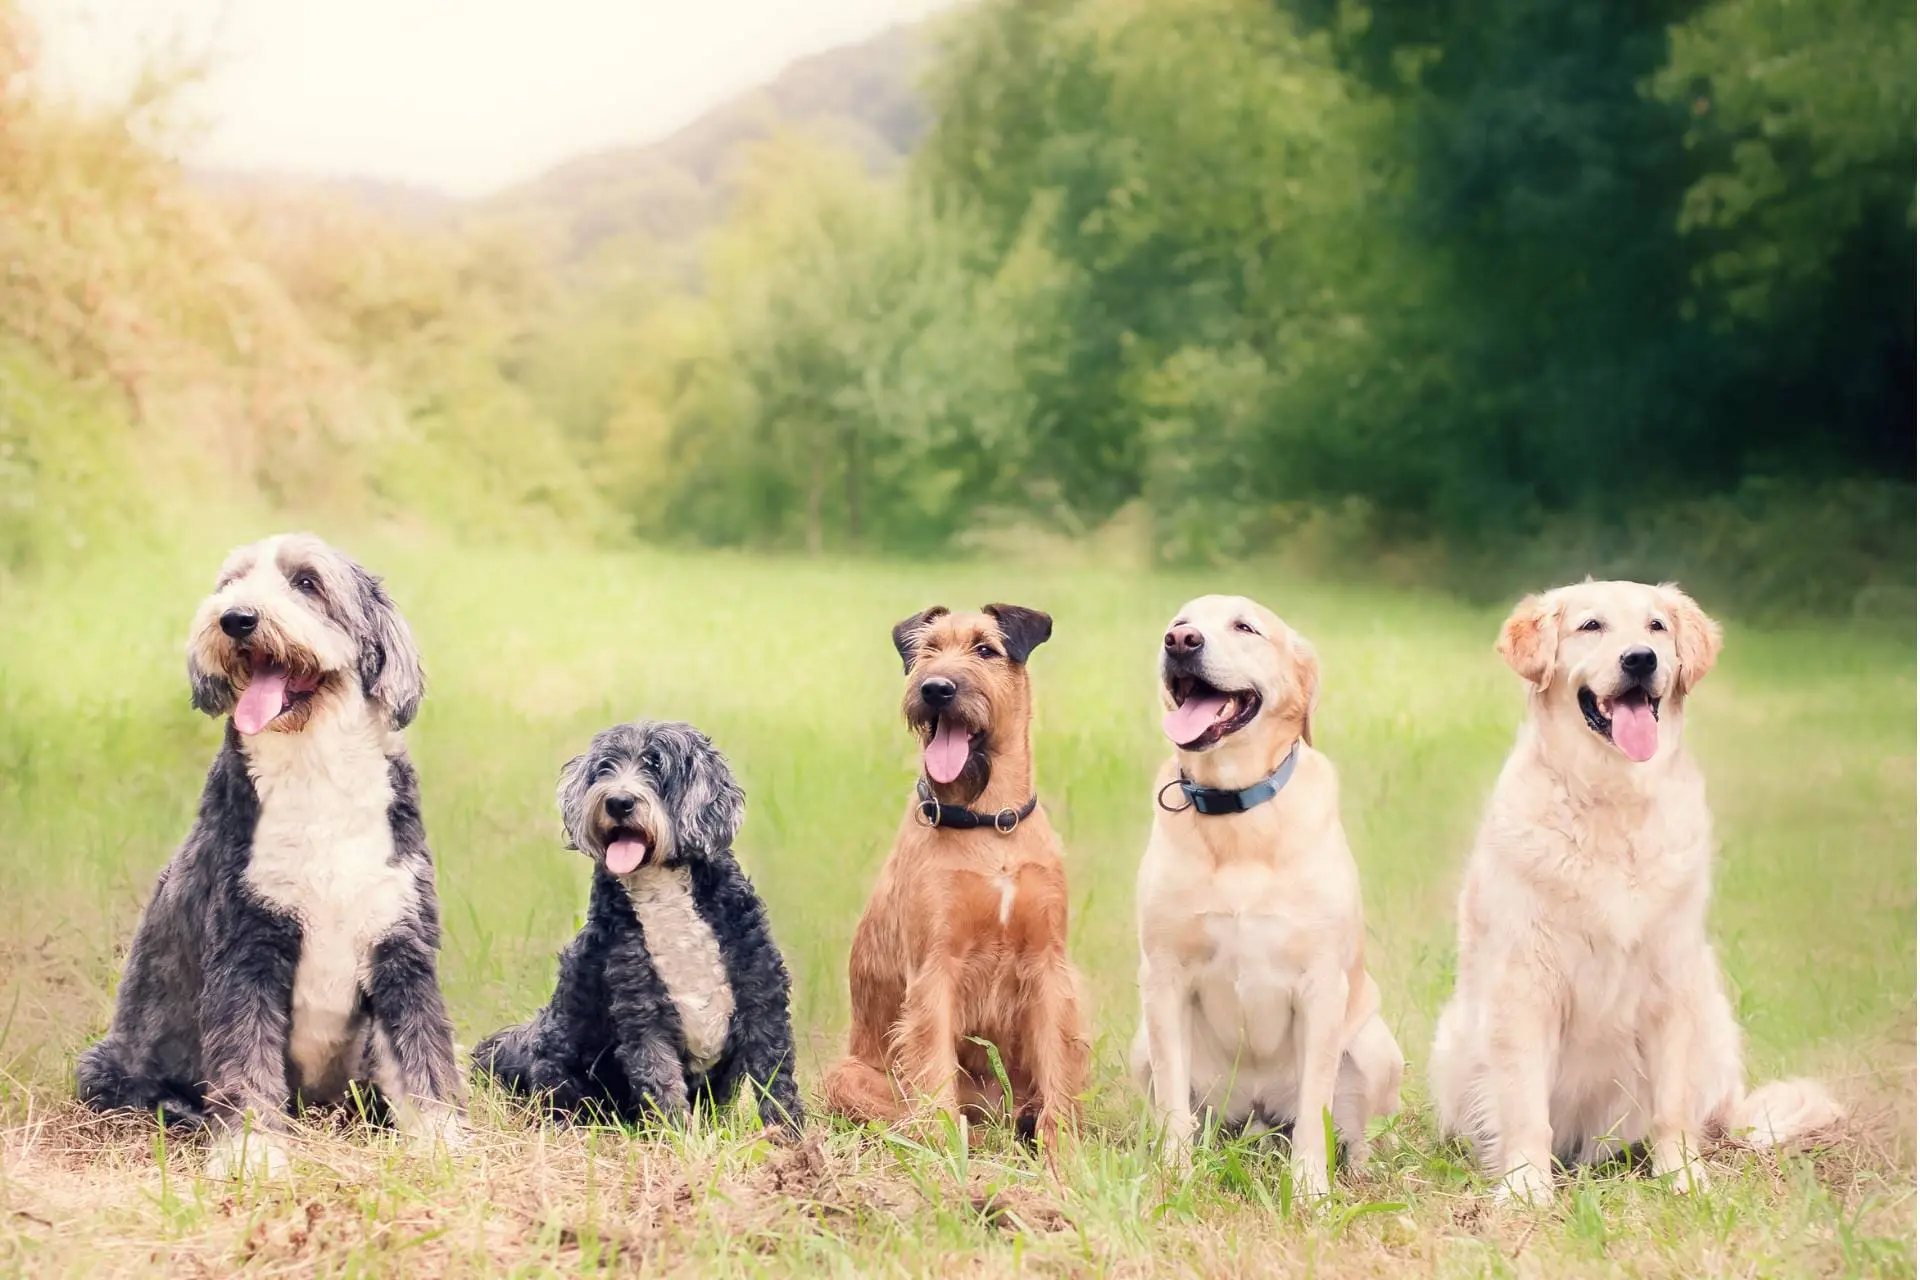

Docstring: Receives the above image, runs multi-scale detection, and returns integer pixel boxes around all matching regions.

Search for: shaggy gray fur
[76,535,457,1147]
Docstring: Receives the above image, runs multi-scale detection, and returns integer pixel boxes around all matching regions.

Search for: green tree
[654,136,1041,550]
[922,0,1396,539]
[1656,0,1915,477]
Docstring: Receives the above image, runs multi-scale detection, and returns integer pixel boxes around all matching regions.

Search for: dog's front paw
[758,1121,805,1148]
[402,1105,470,1157]
[905,1101,965,1148]
[1667,1156,1710,1196]
[1153,1110,1196,1173]
[1292,1154,1332,1201]
[205,1129,292,1182]
[1651,1141,1710,1195]
[1028,1104,1074,1150]
[1493,1162,1555,1205]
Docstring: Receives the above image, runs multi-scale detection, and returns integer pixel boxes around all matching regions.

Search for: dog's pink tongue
[233,670,288,736]
[1612,700,1660,763]
[1163,693,1230,745]
[606,839,648,875]
[924,719,971,785]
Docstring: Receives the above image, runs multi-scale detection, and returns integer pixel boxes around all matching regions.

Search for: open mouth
[1578,686,1662,763]
[232,656,324,736]
[921,717,985,787]
[603,826,653,876]
[1162,675,1263,751]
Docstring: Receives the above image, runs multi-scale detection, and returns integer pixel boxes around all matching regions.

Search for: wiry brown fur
[823,606,1089,1146]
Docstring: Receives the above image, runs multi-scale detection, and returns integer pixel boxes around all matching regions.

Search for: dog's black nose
[920,677,957,708]
[605,794,636,821]
[1165,624,1204,654]
[1620,646,1657,678]
[219,608,258,640]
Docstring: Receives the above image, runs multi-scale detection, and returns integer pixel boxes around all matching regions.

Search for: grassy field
[0,532,1912,1277]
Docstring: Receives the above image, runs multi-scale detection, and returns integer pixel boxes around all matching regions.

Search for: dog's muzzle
[1577,670,1663,763]
[1161,658,1263,751]
[593,789,663,876]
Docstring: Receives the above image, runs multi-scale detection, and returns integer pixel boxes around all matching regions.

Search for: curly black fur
[473,722,803,1135]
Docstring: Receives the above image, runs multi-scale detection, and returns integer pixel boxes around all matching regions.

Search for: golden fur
[1430,580,1843,1203]
[822,606,1089,1146]
[1129,595,1403,1196]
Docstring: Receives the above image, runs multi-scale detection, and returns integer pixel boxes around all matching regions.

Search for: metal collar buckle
[1158,741,1302,818]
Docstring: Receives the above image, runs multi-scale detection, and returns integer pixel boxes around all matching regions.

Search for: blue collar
[1158,741,1302,816]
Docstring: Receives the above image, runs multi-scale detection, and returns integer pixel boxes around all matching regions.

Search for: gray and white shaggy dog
[473,722,803,1135]
[76,533,463,1177]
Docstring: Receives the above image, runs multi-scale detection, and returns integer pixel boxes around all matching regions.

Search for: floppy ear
[1660,584,1723,694]
[674,728,746,855]
[1497,593,1560,692]
[1284,632,1321,747]
[891,606,949,674]
[188,651,235,719]
[555,753,589,852]
[355,570,425,729]
[983,604,1053,664]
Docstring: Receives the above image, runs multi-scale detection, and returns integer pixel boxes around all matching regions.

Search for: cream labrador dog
[1131,595,1403,1196]
[1430,580,1842,1203]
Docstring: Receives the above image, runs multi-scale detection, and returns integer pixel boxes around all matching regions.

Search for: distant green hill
[485,23,927,261]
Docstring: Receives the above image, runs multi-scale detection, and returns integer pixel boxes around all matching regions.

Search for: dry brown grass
[1,1060,1911,1279]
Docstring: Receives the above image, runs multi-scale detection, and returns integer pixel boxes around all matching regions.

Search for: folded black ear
[890,606,949,674]
[983,604,1053,664]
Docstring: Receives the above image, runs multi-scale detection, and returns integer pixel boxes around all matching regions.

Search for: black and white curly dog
[76,533,463,1177]
[474,722,803,1135]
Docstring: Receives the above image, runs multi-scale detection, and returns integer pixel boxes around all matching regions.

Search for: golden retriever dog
[1130,595,1403,1195]
[1430,580,1843,1202]
[822,605,1089,1148]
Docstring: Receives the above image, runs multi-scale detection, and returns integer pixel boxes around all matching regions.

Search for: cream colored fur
[1429,580,1842,1204]
[621,864,736,1073]
[1130,595,1403,1198]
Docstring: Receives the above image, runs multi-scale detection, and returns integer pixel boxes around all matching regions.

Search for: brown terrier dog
[823,604,1089,1146]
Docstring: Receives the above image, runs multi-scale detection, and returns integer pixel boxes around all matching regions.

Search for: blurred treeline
[1,0,1912,616]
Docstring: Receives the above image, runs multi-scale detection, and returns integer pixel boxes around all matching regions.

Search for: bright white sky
[26,0,952,197]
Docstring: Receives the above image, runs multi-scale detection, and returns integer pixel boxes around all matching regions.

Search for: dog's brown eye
[1233,621,1259,635]
[975,644,1000,660]
[1649,619,1667,632]
[291,571,320,596]
[591,760,616,783]
[1578,618,1604,633]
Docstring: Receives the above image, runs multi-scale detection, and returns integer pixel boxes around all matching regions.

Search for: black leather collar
[914,778,1038,834]
[1158,741,1302,816]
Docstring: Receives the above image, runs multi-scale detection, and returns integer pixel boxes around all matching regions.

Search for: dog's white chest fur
[1193,910,1302,1060]
[622,865,735,1073]
[242,699,414,1090]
